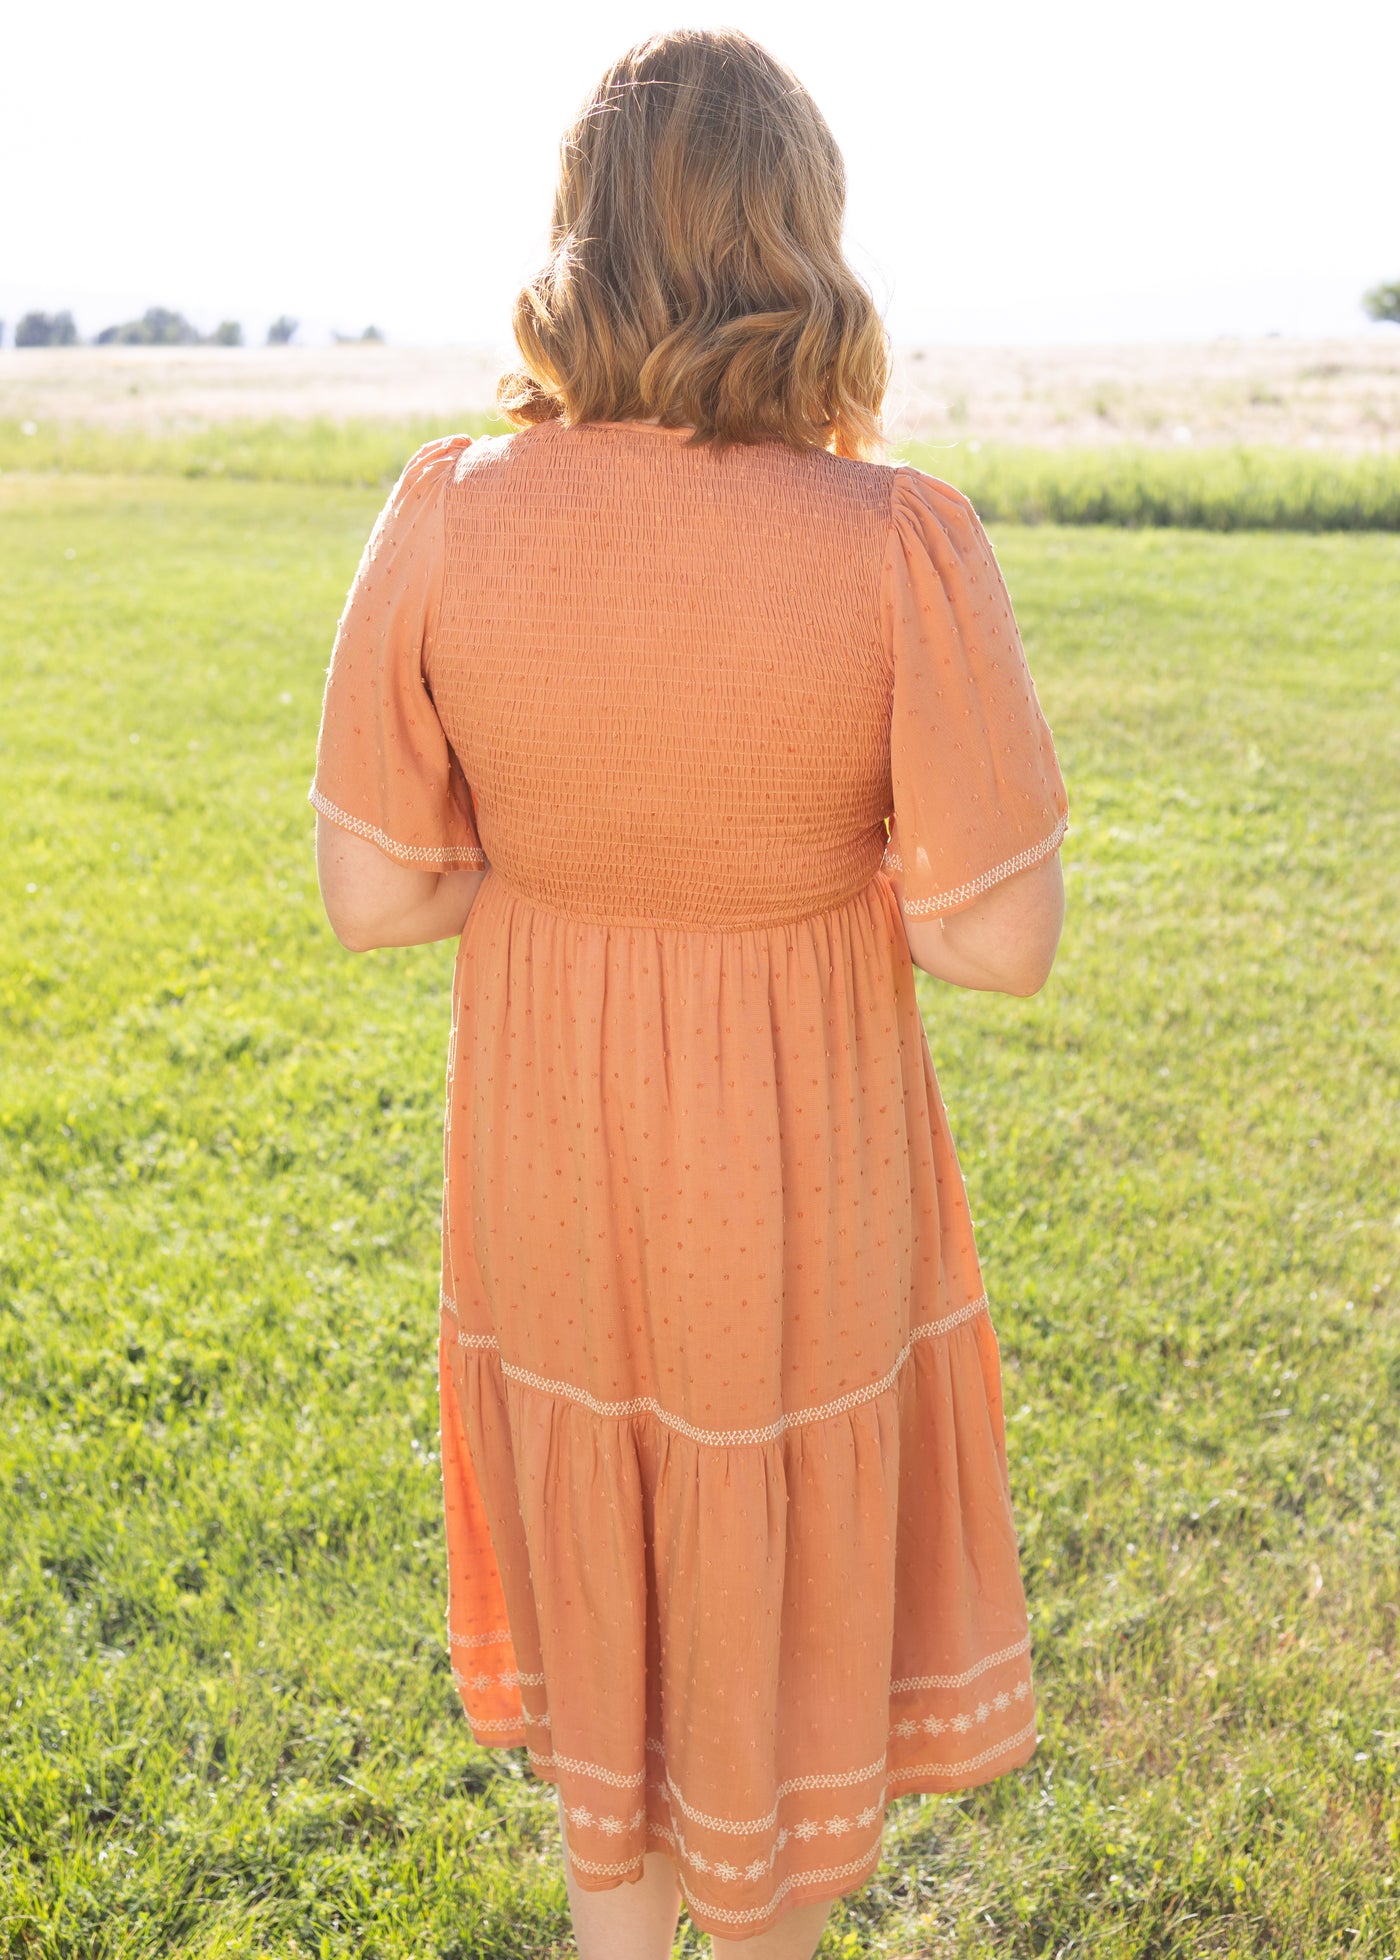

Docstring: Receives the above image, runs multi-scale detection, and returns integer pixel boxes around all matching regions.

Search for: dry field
[3,335,1399,449]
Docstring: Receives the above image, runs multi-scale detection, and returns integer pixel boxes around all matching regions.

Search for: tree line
[5,309,386,348]
[10,287,1397,348]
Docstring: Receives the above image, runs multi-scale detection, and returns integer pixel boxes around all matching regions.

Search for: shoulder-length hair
[497,27,891,460]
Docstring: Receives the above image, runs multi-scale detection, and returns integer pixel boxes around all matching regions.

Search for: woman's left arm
[307,434,488,949]
[316,813,487,951]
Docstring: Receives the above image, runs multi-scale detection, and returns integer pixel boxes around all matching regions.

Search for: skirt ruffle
[439,1300,1036,1942]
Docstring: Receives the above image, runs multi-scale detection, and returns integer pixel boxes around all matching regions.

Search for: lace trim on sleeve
[884,810,1066,918]
[309,785,487,866]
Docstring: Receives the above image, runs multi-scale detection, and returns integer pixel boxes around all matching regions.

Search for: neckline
[570,418,698,437]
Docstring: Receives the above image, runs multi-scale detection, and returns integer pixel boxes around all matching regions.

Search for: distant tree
[95,306,200,346]
[266,315,299,345]
[206,321,244,346]
[360,325,384,343]
[332,324,385,344]
[1363,280,1400,324]
[16,309,79,347]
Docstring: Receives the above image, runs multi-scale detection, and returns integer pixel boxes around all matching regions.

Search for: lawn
[4,417,1399,528]
[1,471,1397,1957]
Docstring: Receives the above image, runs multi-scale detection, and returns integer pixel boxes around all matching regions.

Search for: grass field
[1,467,1398,1957]
[5,338,1399,452]
[3,418,1400,530]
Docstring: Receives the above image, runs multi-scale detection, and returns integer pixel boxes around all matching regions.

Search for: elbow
[323,903,384,953]
[1006,968,1050,999]
[1005,899,1066,997]
[1003,932,1058,995]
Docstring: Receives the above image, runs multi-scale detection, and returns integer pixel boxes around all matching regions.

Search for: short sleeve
[308,434,487,872]
[881,465,1068,918]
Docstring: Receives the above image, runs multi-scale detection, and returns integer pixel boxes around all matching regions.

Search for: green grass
[0,415,508,490]
[1,473,1398,1957]
[3,418,1399,528]
[906,440,1400,532]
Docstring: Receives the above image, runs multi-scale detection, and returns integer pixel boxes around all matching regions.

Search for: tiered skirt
[436,867,1037,1942]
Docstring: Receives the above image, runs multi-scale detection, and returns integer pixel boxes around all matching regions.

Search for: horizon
[6,0,1399,352]
[4,318,1399,355]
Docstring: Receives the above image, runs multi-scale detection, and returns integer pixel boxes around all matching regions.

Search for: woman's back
[434,418,893,928]
[315,418,1065,937]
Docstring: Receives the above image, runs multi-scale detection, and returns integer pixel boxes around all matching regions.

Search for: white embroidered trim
[450,1670,551,1728]
[533,1749,647,1790]
[892,1677,1032,1737]
[674,1801,880,1868]
[308,785,487,866]
[568,1811,882,1920]
[459,1674,1032,1821]
[659,1758,885,1835]
[565,1803,648,1838]
[508,1676,1031,1818]
[439,1289,990,1446]
[461,1710,551,1734]
[564,1845,658,1879]
[884,810,1067,918]
[527,1733,889,1811]
[563,1724,1035,1852]
[887,1716,1038,1784]
[890,1633,1031,1694]
[456,1665,547,1691]
[447,1626,514,1649]
[556,1715,1037,1918]
[441,1292,502,1350]
[493,1684,1024,1820]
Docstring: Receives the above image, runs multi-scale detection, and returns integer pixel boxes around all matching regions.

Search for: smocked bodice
[309,416,1067,942]
[429,422,896,930]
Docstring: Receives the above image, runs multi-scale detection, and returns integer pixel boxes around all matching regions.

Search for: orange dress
[308,418,1069,1943]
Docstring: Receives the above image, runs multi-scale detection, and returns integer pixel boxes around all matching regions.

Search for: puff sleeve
[308,435,486,872]
[881,465,1068,918]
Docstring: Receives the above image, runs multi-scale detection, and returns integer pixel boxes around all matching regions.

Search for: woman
[309,26,1068,1959]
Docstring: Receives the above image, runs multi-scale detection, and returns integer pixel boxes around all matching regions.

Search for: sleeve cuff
[309,785,488,868]
[885,811,1067,918]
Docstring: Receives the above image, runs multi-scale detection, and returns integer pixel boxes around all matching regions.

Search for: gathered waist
[472,855,897,938]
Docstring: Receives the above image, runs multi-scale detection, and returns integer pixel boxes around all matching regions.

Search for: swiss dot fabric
[882,466,1068,916]
[308,419,1069,1945]
[310,435,485,870]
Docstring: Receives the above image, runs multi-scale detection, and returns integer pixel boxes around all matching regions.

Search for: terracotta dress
[308,418,1069,1943]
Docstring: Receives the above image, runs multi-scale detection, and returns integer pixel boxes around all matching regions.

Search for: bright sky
[4,0,1398,351]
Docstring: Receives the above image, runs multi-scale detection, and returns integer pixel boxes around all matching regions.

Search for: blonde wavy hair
[497,27,891,460]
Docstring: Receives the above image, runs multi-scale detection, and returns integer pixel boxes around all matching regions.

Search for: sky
[3,0,1398,352]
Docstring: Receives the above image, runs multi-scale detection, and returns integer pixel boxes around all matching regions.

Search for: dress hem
[487,1725,1041,1941]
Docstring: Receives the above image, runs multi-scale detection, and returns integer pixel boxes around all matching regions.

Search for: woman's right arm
[880,464,1071,997]
[902,850,1065,997]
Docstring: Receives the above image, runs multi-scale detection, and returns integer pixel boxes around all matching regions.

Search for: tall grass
[2,416,1398,528]
[0,414,506,489]
[912,439,1400,532]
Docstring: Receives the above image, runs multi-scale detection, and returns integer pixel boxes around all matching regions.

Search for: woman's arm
[901,851,1065,997]
[314,813,486,951]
